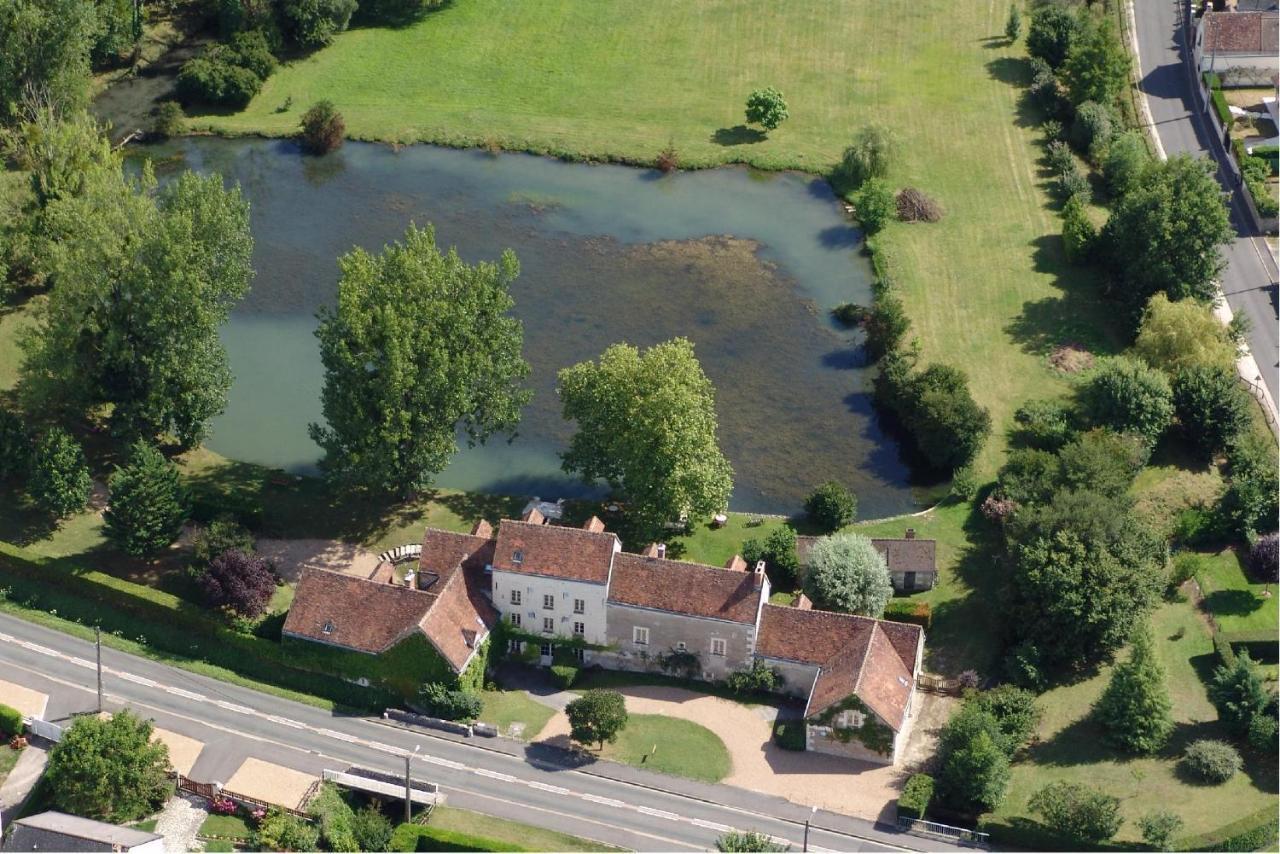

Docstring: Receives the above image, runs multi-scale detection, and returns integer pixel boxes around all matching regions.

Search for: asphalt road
[0,614,970,853]
[1131,0,1280,403]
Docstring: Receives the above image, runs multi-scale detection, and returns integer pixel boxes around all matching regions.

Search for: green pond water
[140,138,914,516]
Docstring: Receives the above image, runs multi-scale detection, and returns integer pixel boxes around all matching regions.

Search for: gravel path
[153,794,207,853]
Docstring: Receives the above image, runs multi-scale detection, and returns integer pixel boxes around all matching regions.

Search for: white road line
[475,769,519,783]
[638,806,680,821]
[67,656,94,669]
[580,793,626,808]
[118,672,159,688]
[215,701,255,715]
[164,687,206,702]
[691,819,735,833]
[526,781,569,795]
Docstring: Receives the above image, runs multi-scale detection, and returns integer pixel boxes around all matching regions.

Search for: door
[539,643,554,667]
[903,571,917,591]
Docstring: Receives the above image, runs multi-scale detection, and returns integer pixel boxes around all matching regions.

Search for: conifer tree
[1094,624,1173,753]
[103,441,188,557]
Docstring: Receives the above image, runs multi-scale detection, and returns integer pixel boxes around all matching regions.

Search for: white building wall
[490,570,610,646]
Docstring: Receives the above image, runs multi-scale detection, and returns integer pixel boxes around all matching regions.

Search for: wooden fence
[172,773,315,820]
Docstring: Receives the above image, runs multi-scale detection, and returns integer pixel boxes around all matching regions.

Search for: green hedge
[389,823,528,852]
[897,773,933,820]
[1177,807,1280,852]
[773,720,807,751]
[884,599,932,630]
[1211,88,1232,126]
[0,702,24,737]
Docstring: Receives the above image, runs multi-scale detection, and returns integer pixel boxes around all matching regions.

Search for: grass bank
[596,714,732,784]
[421,805,620,852]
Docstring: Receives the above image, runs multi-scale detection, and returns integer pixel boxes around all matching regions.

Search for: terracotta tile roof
[522,507,545,525]
[1203,10,1278,54]
[368,561,395,584]
[419,528,495,586]
[608,552,765,624]
[796,534,936,575]
[284,569,435,654]
[755,604,921,730]
[418,565,499,671]
[492,519,617,584]
[471,520,494,539]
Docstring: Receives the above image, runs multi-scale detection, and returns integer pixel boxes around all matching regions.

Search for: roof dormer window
[512,549,524,567]
[322,620,335,635]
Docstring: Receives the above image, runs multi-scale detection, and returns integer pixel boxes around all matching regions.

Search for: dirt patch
[224,758,317,809]
[533,685,907,822]
[256,539,384,583]
[1050,343,1095,373]
[898,692,958,771]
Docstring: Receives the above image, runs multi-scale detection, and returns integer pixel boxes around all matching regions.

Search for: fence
[172,773,315,820]
[23,717,63,742]
[897,816,990,848]
[1238,374,1278,437]
[916,674,964,696]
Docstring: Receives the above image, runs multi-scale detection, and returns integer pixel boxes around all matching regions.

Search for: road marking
[638,806,681,821]
[526,781,569,795]
[580,793,626,808]
[67,656,94,669]
[119,673,159,688]
[692,819,735,833]
[165,688,206,702]
[215,701,255,715]
[475,768,518,783]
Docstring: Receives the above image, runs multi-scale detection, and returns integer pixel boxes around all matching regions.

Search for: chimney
[403,570,416,589]
[905,528,916,540]
[522,507,545,526]
[753,560,766,589]
[656,543,667,559]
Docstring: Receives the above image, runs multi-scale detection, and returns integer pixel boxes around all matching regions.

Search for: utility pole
[95,626,103,714]
[803,805,816,852]
[403,755,412,824]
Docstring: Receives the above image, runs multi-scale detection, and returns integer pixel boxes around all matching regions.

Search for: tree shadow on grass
[436,490,527,527]
[1203,588,1268,619]
[1026,714,1120,767]
[711,126,766,146]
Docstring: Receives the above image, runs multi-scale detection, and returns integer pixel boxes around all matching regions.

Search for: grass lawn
[0,746,20,790]
[199,813,254,841]
[478,690,554,740]
[1194,548,1279,635]
[427,805,621,853]
[592,713,732,783]
[132,818,159,833]
[985,600,1278,844]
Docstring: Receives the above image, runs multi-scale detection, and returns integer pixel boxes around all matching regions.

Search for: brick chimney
[753,560,766,589]
[522,507,545,525]
[905,528,916,540]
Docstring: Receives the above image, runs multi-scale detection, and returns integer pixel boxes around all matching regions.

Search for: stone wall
[597,603,757,681]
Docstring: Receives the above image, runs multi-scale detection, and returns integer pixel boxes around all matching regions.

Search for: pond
[138,138,914,517]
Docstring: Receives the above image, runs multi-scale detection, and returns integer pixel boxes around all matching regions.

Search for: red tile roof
[1203,10,1278,54]
[419,528,495,586]
[492,520,617,584]
[583,516,606,533]
[608,553,765,624]
[418,565,499,671]
[755,604,921,730]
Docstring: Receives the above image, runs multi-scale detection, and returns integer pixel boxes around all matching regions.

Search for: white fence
[23,717,63,742]
[897,816,990,848]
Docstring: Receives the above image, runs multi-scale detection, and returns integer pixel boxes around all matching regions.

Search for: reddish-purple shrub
[199,549,276,619]
[211,797,237,815]
[1250,532,1278,583]
[981,494,1018,522]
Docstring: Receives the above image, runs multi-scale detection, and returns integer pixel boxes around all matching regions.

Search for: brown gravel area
[224,758,317,809]
[256,539,384,583]
[0,680,47,719]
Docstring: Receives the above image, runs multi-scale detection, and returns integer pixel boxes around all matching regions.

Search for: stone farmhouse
[797,529,938,592]
[285,510,925,765]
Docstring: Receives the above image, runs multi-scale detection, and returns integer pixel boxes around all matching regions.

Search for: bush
[418,683,483,721]
[740,525,800,588]
[1081,356,1173,448]
[1102,130,1150,197]
[898,773,934,820]
[1029,62,1065,116]
[1045,139,1075,173]
[804,481,857,532]
[949,464,978,500]
[1056,158,1089,200]
[200,549,276,619]
[655,143,679,173]
[256,808,319,852]
[865,289,909,360]
[28,428,92,519]
[311,783,359,853]
[1070,101,1115,160]
[968,686,1041,753]
[299,99,345,155]
[1208,652,1269,738]
[1013,398,1077,451]
[176,56,262,107]
[192,516,256,574]
[1210,87,1231,126]
[831,302,869,327]
[874,355,992,472]
[278,0,357,49]
[725,661,781,695]
[1058,429,1146,497]
[837,125,896,189]
[744,87,788,131]
[1248,712,1277,755]
[1182,739,1242,783]
[1060,194,1096,264]
[1028,781,1122,845]
[1004,639,1046,691]
[0,702,24,737]
[773,720,807,751]
[1171,363,1252,460]
[45,710,170,822]
[1027,1,1082,68]
[1219,434,1280,539]
[549,664,578,689]
[565,689,628,748]
[853,178,895,234]
[226,29,277,79]
[1249,532,1279,583]
[151,102,184,139]
[1139,810,1184,851]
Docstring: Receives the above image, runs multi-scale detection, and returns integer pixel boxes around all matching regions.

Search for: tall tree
[1026,1,1083,68]
[744,87,788,132]
[565,689,629,749]
[558,338,732,538]
[0,0,97,125]
[103,441,189,557]
[1171,364,1252,461]
[1135,294,1238,373]
[1218,434,1279,539]
[1080,356,1173,448]
[1208,652,1270,738]
[936,707,1012,813]
[1094,624,1174,753]
[27,426,91,518]
[1061,16,1130,106]
[22,164,253,446]
[802,533,893,618]
[1100,155,1232,318]
[311,224,530,495]
[44,710,171,822]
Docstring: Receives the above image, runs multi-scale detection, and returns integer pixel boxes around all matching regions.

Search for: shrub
[1102,130,1150,197]
[1135,292,1238,373]
[655,142,679,173]
[1210,87,1231,126]
[831,302,868,327]
[805,481,857,532]
[895,187,942,223]
[278,0,357,49]
[565,689,628,748]
[312,783,359,853]
[103,441,189,557]
[1027,1,1082,68]
[1248,712,1277,755]
[1171,363,1252,460]
[352,805,393,853]
[1182,739,1242,783]
[740,525,800,587]
[936,709,1011,812]
[744,87,788,131]
[0,703,24,737]
[773,720,807,751]
[1139,810,1184,851]
[192,516,256,574]
[875,356,991,471]
[1056,158,1089,200]
[299,100,345,154]
[1058,429,1146,497]
[716,831,789,852]
[1219,434,1279,539]
[1028,781,1122,845]
[152,101,184,139]
[865,289,909,360]
[226,29,278,79]
[853,177,895,234]
[1250,532,1278,583]
[1005,5,1021,41]
[883,599,932,629]
[45,710,170,822]
[549,664,578,689]
[1060,193,1096,264]
[1029,62,1065,116]
[1070,101,1115,160]
[1004,639,1046,691]
[968,685,1041,752]
[418,683,483,721]
[1208,652,1269,737]
[998,448,1061,506]
[837,125,896,189]
[200,549,276,619]
[1013,398,1077,451]
[949,464,978,500]
[256,808,319,852]
[725,661,781,695]
[1045,139,1075,173]
[1041,118,1064,142]
[28,428,92,519]
[1080,356,1173,447]
[176,57,262,107]
[898,773,934,820]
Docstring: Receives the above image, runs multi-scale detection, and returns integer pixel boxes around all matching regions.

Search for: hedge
[0,702,24,737]
[1211,88,1232,126]
[897,773,933,820]
[773,720,807,751]
[389,823,528,852]
[884,599,932,630]
[1176,806,1280,852]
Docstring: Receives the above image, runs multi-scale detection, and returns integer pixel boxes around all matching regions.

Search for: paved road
[0,614,967,853]
[1131,0,1280,404]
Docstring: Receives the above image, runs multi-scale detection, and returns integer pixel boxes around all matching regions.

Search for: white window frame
[507,639,523,653]
[573,598,585,614]
[510,590,521,606]
[573,622,585,637]
[710,637,726,657]
[675,641,687,652]
[836,709,865,729]
[509,613,521,628]
[512,550,523,566]
[633,626,650,646]
[542,617,555,634]
[543,594,555,610]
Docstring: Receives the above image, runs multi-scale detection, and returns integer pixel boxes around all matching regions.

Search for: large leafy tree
[558,338,732,538]
[1171,364,1252,461]
[28,426,91,518]
[1135,294,1238,373]
[45,710,171,822]
[805,481,857,532]
[1026,1,1083,68]
[1080,356,1173,448]
[311,224,530,496]
[0,0,97,125]
[744,87,788,131]
[277,0,357,49]
[1061,16,1130,107]
[1218,434,1279,539]
[1058,429,1146,498]
[1006,490,1165,673]
[22,164,253,446]
[1100,155,1232,317]
[802,533,893,618]
[1094,624,1174,754]
[935,706,1012,813]
[103,441,189,557]
[875,358,992,472]
[565,689,629,749]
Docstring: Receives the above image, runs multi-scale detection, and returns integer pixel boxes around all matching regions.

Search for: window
[542,617,555,634]
[573,598,585,614]
[511,549,523,566]
[510,590,522,606]
[322,620,335,635]
[507,639,523,654]
[711,638,726,657]
[573,622,585,637]
[509,613,522,628]
[633,627,649,646]
[543,594,555,610]
[572,647,585,663]
[836,709,865,729]
[675,641,687,652]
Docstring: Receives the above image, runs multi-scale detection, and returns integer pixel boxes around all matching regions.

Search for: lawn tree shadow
[436,490,527,527]
[986,55,1034,88]
[1026,714,1116,767]
[711,125,766,146]
[1202,588,1268,619]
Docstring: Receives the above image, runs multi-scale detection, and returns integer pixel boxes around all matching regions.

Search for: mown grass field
[194,0,1121,476]
[596,713,733,783]
[1195,547,1279,635]
[426,805,621,852]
